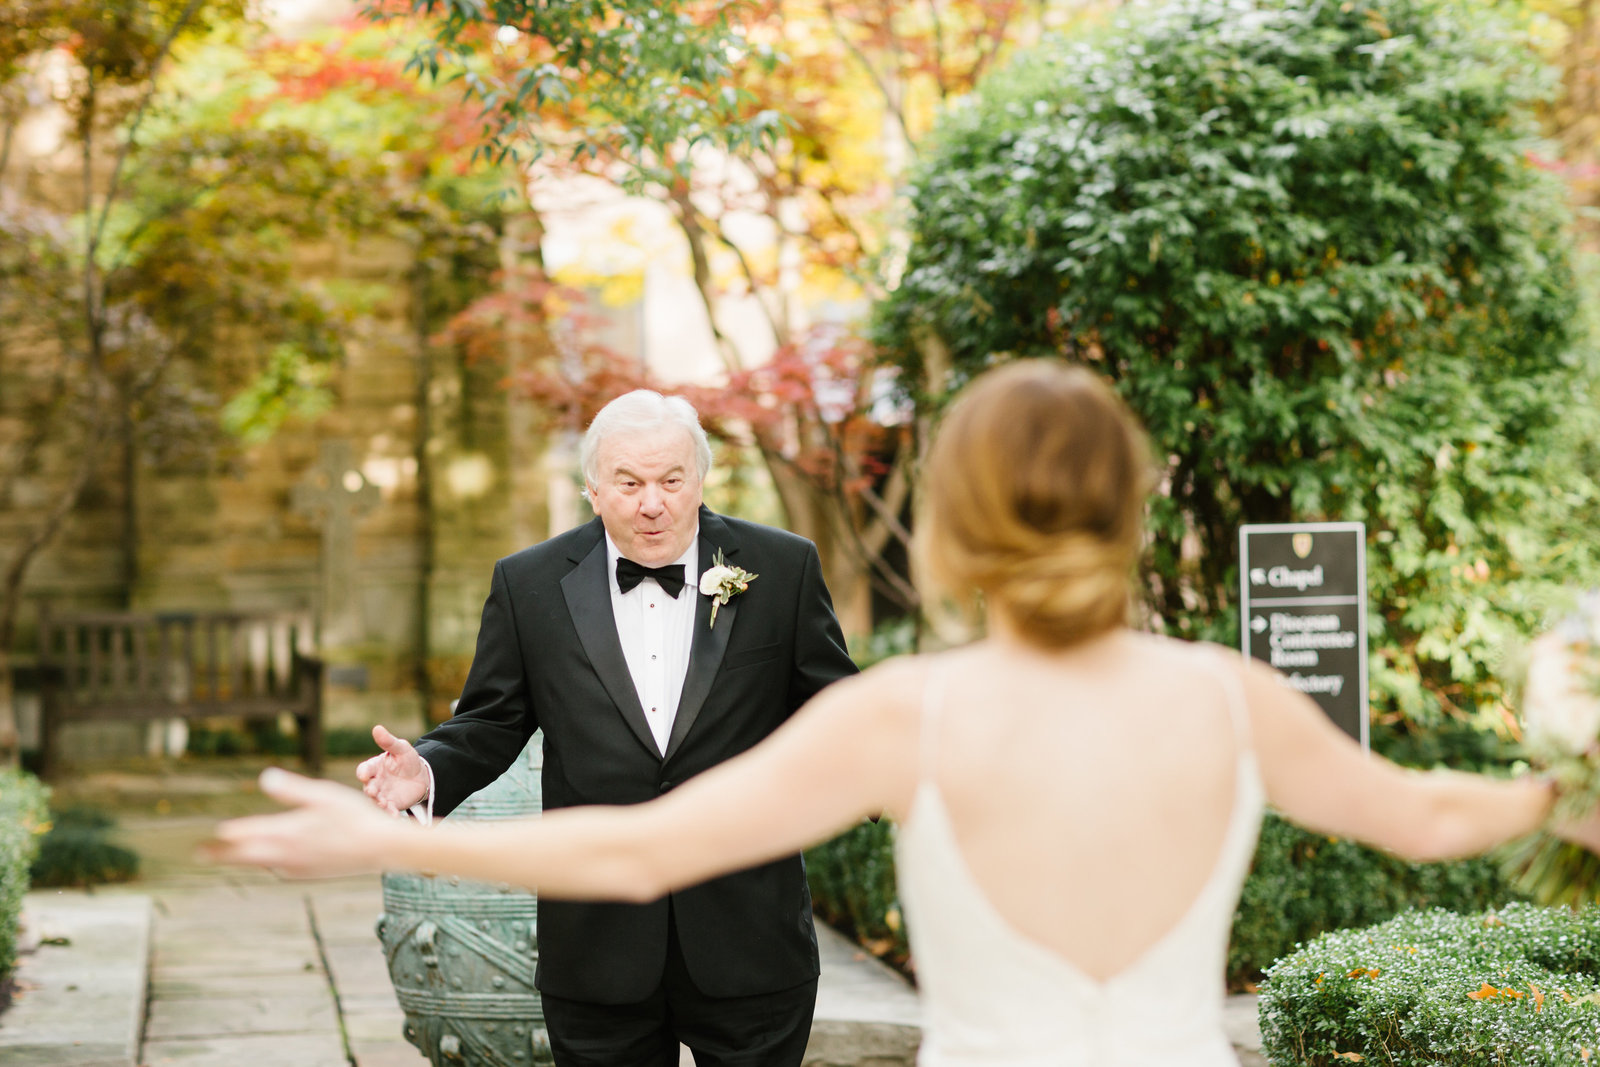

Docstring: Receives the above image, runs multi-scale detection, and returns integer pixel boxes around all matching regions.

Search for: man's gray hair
[581,390,713,486]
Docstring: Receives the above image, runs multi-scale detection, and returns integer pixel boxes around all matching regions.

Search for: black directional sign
[1239,522,1368,750]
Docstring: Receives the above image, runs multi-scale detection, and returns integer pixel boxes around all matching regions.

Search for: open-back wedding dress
[895,654,1264,1066]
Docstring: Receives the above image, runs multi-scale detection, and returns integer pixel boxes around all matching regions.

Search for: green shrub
[0,769,51,991]
[1259,902,1600,1064]
[184,721,373,758]
[806,817,910,973]
[878,0,1600,734]
[323,726,382,757]
[1231,812,1526,986]
[27,805,138,889]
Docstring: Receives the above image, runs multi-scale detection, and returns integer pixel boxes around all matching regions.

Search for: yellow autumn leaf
[1531,983,1545,1013]
[1468,982,1502,1001]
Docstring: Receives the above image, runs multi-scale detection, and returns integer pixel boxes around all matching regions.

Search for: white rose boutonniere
[699,549,756,629]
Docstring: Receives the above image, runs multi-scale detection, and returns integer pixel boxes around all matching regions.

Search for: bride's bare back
[889,630,1245,982]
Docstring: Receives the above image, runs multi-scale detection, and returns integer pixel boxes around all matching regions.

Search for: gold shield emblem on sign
[1292,533,1314,558]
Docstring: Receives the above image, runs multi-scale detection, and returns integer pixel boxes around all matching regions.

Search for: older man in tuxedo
[357,389,858,1066]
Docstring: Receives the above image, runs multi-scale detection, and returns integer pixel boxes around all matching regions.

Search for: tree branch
[700,209,788,349]
[0,399,112,651]
[970,1,1020,85]
[666,176,747,375]
[820,0,918,156]
[88,0,208,258]
[927,0,952,99]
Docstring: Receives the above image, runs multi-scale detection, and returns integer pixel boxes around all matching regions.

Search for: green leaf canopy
[880,0,1600,742]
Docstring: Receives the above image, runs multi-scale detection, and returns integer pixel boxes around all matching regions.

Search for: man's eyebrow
[611,462,686,479]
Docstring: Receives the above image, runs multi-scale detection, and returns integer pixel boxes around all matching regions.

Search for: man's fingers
[373,724,406,755]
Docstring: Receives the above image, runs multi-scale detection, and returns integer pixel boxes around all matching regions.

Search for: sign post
[1239,522,1369,750]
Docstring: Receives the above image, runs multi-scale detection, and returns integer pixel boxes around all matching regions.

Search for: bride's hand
[205,768,405,878]
[1547,787,1600,855]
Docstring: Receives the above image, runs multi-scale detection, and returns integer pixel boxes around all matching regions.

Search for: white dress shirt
[605,532,700,757]
[411,528,700,826]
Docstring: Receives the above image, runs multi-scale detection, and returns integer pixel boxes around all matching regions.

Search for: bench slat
[37,608,323,778]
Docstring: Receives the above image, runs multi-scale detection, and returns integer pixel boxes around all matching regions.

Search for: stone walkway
[1,808,1264,1067]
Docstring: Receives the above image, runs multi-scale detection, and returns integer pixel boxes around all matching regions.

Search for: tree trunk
[764,460,873,643]
[412,260,435,715]
[118,401,138,608]
[0,648,17,768]
[0,397,112,768]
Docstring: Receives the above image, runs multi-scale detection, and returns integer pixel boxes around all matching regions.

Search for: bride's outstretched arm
[209,660,920,896]
[1242,658,1577,862]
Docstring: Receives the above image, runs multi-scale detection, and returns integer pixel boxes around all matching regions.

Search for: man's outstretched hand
[356,725,429,815]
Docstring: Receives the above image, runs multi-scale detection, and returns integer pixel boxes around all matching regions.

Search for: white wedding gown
[895,652,1265,1066]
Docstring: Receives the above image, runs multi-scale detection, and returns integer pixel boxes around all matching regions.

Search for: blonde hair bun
[921,361,1153,648]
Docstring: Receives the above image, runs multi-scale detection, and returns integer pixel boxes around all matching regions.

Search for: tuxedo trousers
[539,899,818,1067]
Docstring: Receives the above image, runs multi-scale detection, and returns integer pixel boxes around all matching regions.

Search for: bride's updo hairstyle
[920,360,1153,649]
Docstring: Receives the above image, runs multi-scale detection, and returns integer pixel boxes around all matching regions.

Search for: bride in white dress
[212,361,1600,1066]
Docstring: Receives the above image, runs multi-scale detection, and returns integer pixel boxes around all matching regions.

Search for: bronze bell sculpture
[377,731,552,1065]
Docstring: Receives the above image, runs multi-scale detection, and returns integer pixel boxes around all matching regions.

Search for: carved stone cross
[293,440,380,644]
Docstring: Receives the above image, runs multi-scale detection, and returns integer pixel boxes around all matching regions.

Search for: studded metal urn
[377,732,553,1065]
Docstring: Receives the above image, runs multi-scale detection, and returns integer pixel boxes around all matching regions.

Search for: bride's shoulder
[850,649,942,697]
[829,647,970,716]
[1126,631,1233,664]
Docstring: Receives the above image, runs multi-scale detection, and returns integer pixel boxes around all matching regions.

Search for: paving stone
[150,951,324,976]
[1222,992,1263,1055]
[145,993,339,1040]
[345,1039,431,1067]
[813,924,920,1029]
[318,939,397,998]
[0,893,150,1067]
[342,1009,410,1043]
[140,1031,348,1066]
[150,972,332,999]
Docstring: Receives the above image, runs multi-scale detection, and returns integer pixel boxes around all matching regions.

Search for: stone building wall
[2,223,575,760]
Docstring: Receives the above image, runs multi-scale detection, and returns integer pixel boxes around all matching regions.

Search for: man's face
[587,423,704,566]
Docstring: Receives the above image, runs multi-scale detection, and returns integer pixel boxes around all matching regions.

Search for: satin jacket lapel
[560,532,661,759]
[663,509,739,763]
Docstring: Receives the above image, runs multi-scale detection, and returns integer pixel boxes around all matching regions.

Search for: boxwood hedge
[1232,812,1525,987]
[1260,902,1600,1065]
[0,769,50,992]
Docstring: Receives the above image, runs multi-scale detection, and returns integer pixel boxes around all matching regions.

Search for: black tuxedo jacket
[416,506,858,1003]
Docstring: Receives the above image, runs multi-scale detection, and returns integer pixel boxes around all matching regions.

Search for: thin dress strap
[1194,646,1254,756]
[918,661,946,785]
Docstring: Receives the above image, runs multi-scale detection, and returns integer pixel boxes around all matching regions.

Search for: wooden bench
[35,608,324,779]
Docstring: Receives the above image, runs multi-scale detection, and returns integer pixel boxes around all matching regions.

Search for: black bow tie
[616,558,687,598]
